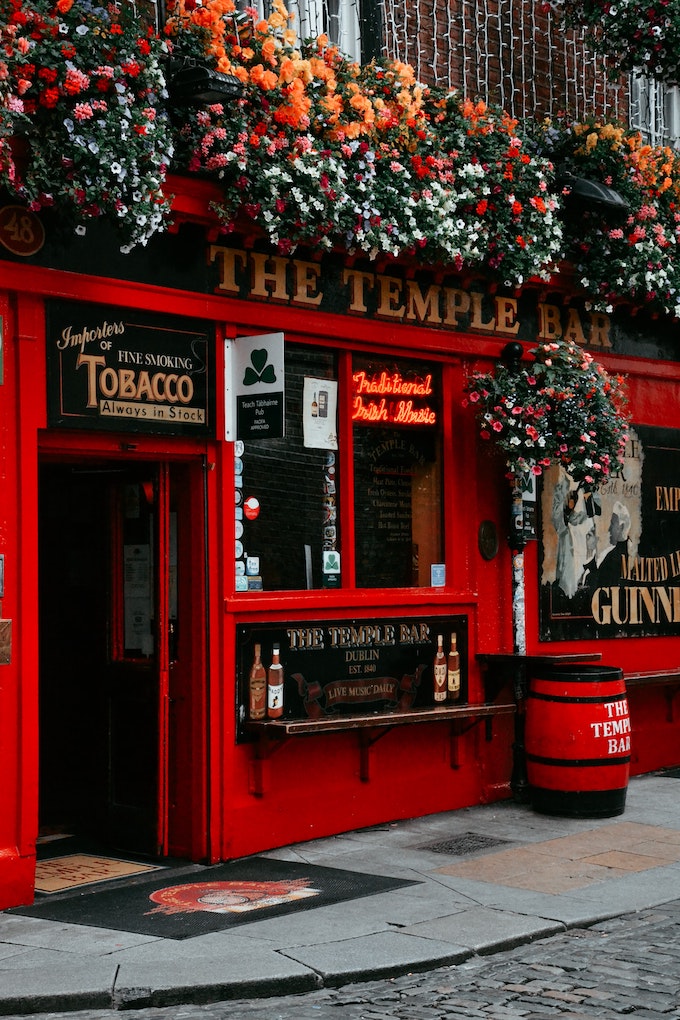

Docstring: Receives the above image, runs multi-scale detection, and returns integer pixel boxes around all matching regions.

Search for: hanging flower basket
[463,339,631,491]
[544,0,680,83]
[0,0,174,249]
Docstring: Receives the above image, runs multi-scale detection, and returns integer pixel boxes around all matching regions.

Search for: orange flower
[249,64,278,90]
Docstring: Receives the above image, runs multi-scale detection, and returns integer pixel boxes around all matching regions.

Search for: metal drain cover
[420,832,511,856]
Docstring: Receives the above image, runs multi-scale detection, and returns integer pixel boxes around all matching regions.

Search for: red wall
[0,248,679,908]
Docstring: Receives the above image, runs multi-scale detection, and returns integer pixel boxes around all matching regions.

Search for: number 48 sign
[0,205,45,257]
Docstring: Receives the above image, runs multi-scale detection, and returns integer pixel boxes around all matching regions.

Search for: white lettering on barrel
[590,698,630,753]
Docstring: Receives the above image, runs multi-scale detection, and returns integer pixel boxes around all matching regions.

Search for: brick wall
[378,0,629,123]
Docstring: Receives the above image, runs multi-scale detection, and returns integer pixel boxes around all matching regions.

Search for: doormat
[35,854,163,894]
[11,858,419,939]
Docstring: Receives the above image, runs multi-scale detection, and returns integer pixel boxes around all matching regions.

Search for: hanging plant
[537,116,680,317]
[463,339,631,490]
[165,0,564,278]
[544,0,680,83]
[0,0,174,249]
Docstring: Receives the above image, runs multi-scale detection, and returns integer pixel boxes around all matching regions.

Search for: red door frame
[37,434,210,862]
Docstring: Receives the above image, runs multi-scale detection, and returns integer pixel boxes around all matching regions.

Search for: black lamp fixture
[557,171,629,219]
[168,63,245,106]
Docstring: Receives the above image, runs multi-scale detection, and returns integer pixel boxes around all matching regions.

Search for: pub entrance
[38,455,207,861]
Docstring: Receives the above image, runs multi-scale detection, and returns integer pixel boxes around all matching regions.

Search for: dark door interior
[39,461,173,856]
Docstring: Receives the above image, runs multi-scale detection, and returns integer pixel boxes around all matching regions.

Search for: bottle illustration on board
[447,633,461,701]
[248,643,266,720]
[267,643,284,718]
[433,633,447,703]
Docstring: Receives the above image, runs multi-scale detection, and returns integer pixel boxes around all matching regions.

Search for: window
[236,344,444,593]
[629,73,680,148]
[236,0,362,61]
[121,0,164,34]
[237,344,338,592]
[287,0,361,61]
[352,354,442,588]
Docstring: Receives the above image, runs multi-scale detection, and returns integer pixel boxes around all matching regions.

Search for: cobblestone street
[8,898,680,1020]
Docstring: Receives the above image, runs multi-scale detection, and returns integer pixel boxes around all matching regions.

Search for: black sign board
[540,426,680,639]
[237,394,284,440]
[46,301,215,437]
[236,614,468,740]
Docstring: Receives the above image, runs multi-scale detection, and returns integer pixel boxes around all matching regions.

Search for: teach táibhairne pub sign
[237,614,467,739]
[46,301,215,437]
[540,426,680,640]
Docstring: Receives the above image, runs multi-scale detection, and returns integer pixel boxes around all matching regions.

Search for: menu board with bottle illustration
[236,614,467,739]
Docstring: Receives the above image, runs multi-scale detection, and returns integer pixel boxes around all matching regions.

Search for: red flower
[39,87,60,107]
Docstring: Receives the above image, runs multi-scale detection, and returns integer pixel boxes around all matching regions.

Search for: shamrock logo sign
[243,349,277,386]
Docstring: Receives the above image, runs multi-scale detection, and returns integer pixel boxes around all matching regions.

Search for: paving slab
[113,951,321,1009]
[0,960,117,1015]
[282,930,470,985]
[400,905,565,953]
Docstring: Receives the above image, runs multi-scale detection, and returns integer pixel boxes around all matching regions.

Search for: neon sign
[351,370,437,426]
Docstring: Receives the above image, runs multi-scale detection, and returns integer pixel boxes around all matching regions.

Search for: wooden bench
[625,669,680,723]
[245,702,516,792]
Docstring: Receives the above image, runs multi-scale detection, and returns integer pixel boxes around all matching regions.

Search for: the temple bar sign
[46,301,215,437]
[209,245,613,349]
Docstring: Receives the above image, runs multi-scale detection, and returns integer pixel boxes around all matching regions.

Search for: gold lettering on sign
[342,269,375,312]
[656,486,680,511]
[470,291,495,330]
[376,275,405,318]
[250,252,289,301]
[209,246,247,294]
[494,296,520,335]
[405,281,442,324]
[286,627,325,650]
[591,585,680,625]
[293,260,323,306]
[442,288,471,327]
[538,302,562,340]
[76,352,195,408]
[58,321,125,352]
[208,246,614,349]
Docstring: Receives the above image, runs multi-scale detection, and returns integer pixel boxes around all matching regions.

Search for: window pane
[352,355,443,588]
[237,344,338,591]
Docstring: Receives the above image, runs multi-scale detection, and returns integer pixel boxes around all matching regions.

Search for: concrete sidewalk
[2,771,680,1016]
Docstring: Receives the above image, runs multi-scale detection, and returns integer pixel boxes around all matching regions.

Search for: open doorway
[38,458,206,861]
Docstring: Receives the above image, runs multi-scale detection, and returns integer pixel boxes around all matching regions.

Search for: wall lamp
[557,172,629,219]
[168,64,245,106]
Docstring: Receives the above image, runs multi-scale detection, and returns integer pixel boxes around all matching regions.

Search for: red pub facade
[1,177,680,910]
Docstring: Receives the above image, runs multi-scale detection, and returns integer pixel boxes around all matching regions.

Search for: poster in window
[303,377,338,449]
[539,426,680,639]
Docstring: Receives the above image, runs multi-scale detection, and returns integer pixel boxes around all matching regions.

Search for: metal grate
[420,832,512,856]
